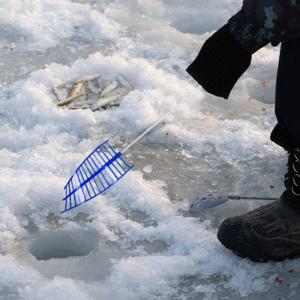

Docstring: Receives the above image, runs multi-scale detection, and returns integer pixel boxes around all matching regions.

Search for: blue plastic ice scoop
[62,114,167,213]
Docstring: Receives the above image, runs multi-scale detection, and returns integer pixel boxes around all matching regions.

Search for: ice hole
[30,229,99,260]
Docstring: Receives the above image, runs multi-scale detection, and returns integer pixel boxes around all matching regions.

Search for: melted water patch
[30,228,99,260]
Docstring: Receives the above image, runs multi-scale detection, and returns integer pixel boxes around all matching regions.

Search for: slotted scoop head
[62,140,132,213]
[189,196,229,213]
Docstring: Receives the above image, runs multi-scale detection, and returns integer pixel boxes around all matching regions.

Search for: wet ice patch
[30,228,98,260]
[142,165,152,173]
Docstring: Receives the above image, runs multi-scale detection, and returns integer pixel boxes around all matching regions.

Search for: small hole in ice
[30,229,99,260]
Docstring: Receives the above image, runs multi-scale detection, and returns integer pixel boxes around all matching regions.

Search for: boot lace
[285,148,300,196]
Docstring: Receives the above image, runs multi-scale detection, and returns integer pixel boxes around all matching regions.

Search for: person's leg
[217,38,300,262]
[271,38,300,151]
[271,38,300,208]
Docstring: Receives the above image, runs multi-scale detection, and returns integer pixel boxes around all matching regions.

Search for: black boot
[217,148,300,262]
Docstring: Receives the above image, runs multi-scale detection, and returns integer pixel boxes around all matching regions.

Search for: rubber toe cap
[217,217,241,251]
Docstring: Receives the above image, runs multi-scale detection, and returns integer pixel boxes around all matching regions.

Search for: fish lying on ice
[117,74,133,90]
[68,82,84,98]
[100,80,118,98]
[91,94,121,111]
[57,81,88,107]
[91,88,130,111]
[97,78,105,90]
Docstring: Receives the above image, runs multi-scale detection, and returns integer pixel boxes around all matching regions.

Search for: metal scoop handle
[229,196,278,201]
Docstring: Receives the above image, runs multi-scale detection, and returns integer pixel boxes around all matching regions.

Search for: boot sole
[217,230,300,262]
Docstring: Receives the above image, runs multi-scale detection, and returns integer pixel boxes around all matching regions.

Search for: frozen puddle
[30,229,99,260]
[10,226,122,282]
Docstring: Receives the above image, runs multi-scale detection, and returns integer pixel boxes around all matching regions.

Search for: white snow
[0,0,121,51]
[0,0,298,299]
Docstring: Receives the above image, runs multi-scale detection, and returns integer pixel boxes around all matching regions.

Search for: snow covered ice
[0,0,299,299]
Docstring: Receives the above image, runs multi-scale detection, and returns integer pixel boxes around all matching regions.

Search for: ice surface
[0,0,297,299]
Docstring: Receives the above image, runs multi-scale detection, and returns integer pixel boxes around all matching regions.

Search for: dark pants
[271,39,300,152]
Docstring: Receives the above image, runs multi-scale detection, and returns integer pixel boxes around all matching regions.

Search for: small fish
[68,82,84,98]
[91,86,131,111]
[117,74,132,90]
[100,80,118,98]
[52,87,63,102]
[104,87,130,98]
[57,81,88,107]
[74,81,89,102]
[57,93,85,107]
[97,78,105,90]
[91,93,123,111]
